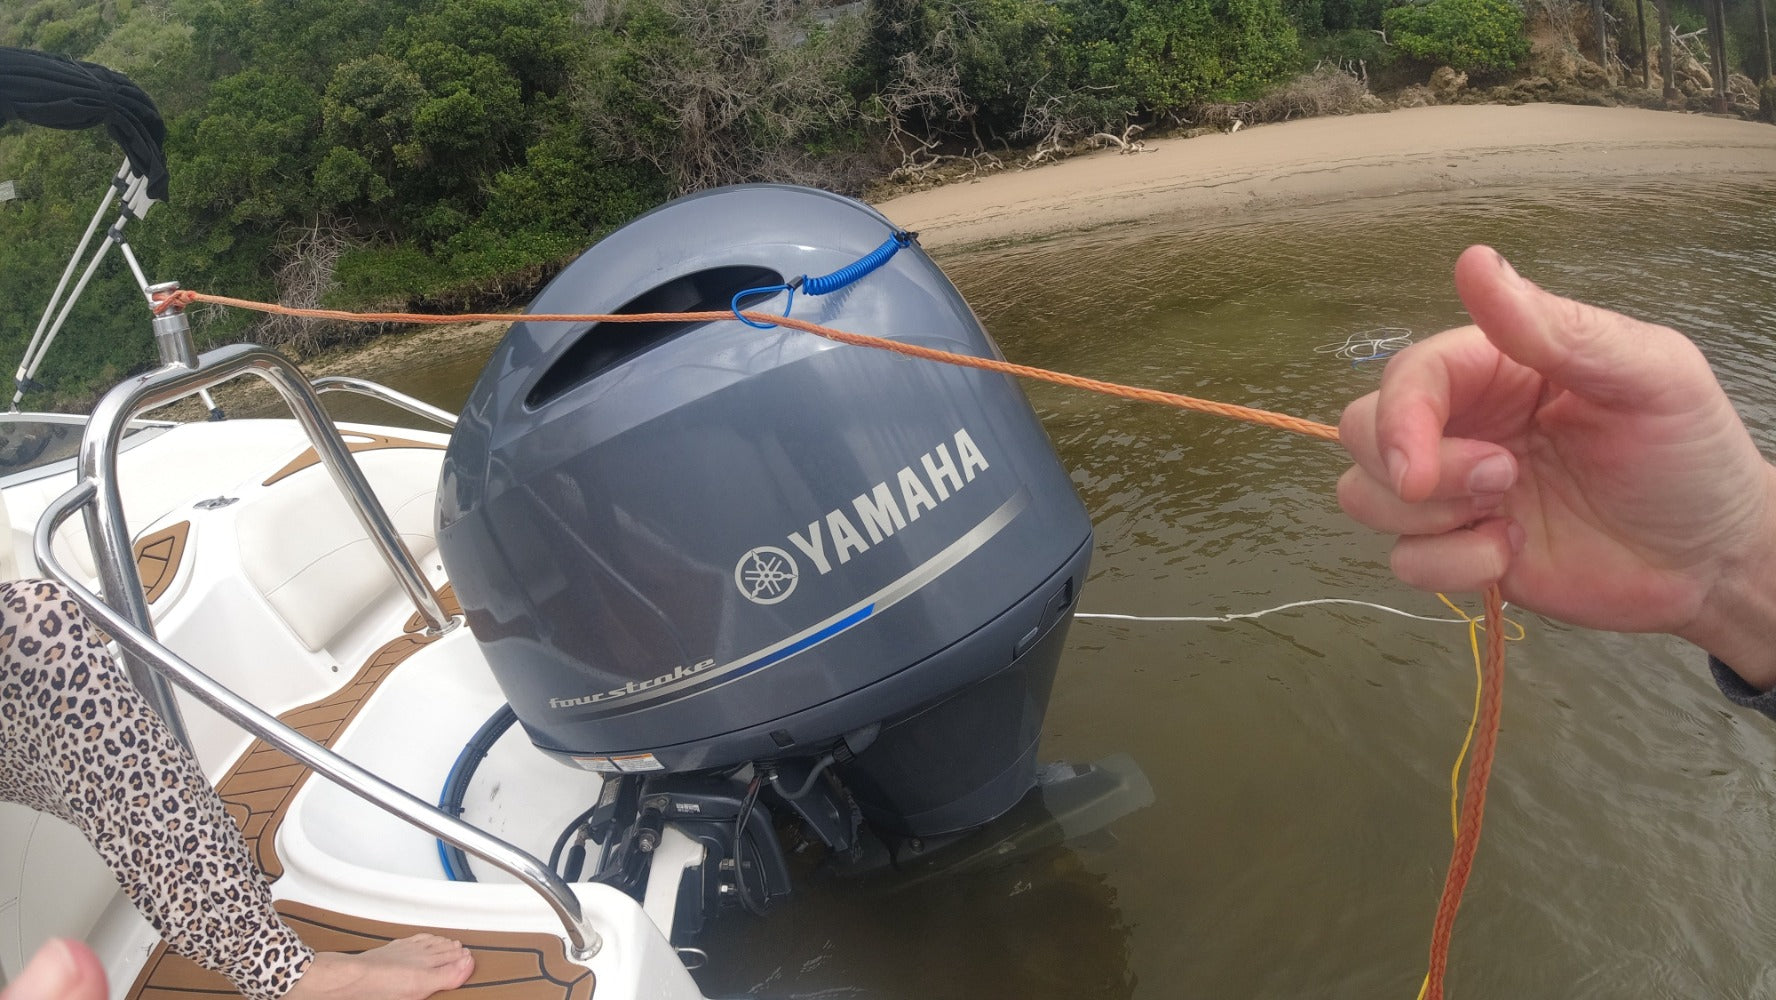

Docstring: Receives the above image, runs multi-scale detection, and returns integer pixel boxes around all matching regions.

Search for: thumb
[1453,245,1703,412]
[1,939,108,1000]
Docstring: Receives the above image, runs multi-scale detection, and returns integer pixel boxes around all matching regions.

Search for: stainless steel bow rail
[33,289,601,961]
[310,375,460,429]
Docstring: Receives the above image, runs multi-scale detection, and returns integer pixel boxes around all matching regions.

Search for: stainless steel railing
[37,296,602,959]
[35,484,601,959]
[311,375,459,430]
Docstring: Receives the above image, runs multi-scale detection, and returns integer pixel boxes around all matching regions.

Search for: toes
[436,951,475,989]
[398,934,456,958]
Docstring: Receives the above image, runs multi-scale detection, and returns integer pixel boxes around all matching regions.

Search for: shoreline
[222,103,1776,405]
[873,104,1776,250]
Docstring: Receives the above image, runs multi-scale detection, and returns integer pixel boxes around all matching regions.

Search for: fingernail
[1386,448,1409,495]
[1468,455,1515,494]
[1507,519,1527,553]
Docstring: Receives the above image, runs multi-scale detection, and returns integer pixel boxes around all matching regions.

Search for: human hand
[1337,245,1776,687]
[1,939,107,1000]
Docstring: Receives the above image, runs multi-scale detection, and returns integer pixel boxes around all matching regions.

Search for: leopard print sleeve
[0,579,315,1000]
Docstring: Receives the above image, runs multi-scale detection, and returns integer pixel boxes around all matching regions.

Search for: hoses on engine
[767,752,835,799]
[435,703,517,882]
[732,772,769,916]
[547,800,605,882]
[438,705,647,885]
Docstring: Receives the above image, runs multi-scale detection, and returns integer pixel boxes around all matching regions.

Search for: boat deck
[127,901,595,1000]
[125,587,597,1000]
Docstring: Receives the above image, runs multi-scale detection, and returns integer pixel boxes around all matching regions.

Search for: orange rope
[153,289,1343,441]
[1423,586,1506,1000]
[155,286,1503,996]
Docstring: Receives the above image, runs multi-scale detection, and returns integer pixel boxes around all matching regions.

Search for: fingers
[1362,322,1530,503]
[1340,391,1522,592]
[1360,246,1708,502]
[1340,392,1518,505]
[1,939,108,1000]
[1342,246,1726,599]
[1389,518,1525,593]
[1337,465,1506,536]
[1453,245,1708,413]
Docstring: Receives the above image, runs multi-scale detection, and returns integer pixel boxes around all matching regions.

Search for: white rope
[1314,328,1413,363]
[1075,597,1484,626]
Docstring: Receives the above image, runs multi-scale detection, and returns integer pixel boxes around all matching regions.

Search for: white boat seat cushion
[13,420,311,591]
[237,449,441,652]
[29,463,230,589]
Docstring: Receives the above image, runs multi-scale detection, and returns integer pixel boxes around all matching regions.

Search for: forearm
[1679,462,1776,692]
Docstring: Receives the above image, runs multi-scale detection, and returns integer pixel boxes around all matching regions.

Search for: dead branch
[1086,122,1151,153]
[260,218,361,355]
[1020,120,1070,168]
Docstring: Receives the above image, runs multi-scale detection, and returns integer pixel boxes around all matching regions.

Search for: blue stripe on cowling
[725,603,876,682]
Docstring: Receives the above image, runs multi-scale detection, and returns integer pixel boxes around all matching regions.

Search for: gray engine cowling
[436,184,1091,837]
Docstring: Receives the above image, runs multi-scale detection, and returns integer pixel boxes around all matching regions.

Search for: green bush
[864,0,1106,144]
[1305,26,1395,68]
[335,244,451,304]
[1069,0,1301,113]
[954,0,1076,141]
[578,0,871,193]
[1381,0,1529,74]
[1320,0,1392,30]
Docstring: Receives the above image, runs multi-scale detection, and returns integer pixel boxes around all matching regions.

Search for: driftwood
[1021,121,1069,168]
[1085,122,1152,154]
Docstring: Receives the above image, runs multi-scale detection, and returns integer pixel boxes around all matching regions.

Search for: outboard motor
[437,184,1093,934]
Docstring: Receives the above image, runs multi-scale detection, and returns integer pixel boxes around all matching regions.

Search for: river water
[350,180,1776,999]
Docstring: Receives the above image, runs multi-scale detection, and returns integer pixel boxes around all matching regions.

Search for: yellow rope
[1415,594,1525,1000]
[1434,594,1526,839]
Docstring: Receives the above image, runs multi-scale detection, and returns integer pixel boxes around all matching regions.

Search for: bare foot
[283,934,474,1000]
[1,939,108,1000]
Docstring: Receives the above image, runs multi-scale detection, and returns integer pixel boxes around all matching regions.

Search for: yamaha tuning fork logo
[733,428,990,605]
[735,546,800,604]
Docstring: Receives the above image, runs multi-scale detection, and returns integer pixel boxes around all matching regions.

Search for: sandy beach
[875,104,1776,250]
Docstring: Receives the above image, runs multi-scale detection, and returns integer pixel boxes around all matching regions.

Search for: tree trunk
[1708,0,1730,113]
[1757,0,1773,82]
[1637,0,1650,87]
[1593,0,1610,75]
[1655,0,1677,99]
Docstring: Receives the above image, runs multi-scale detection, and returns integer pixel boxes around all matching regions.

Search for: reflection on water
[363,180,1776,998]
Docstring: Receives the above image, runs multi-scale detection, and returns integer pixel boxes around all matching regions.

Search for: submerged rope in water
[1084,590,1525,1000]
[153,286,1510,998]
[1075,595,1525,629]
[1317,327,1414,366]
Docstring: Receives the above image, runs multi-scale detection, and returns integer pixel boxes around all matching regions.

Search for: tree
[83,6,207,116]
[578,0,872,193]
[1655,0,1676,99]
[1070,0,1302,114]
[171,69,323,228]
[1381,0,1530,74]
[314,55,423,211]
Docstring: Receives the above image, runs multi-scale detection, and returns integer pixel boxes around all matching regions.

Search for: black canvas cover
[0,46,168,201]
